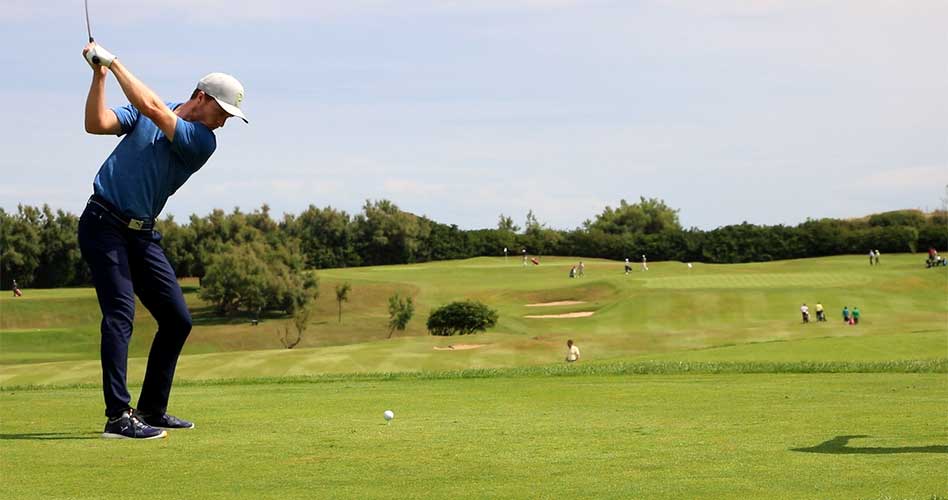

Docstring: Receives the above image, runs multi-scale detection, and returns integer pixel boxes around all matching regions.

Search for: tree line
[2,198,945,290]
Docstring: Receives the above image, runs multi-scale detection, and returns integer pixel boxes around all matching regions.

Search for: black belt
[87,195,155,231]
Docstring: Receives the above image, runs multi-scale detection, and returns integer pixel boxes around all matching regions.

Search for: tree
[426,221,470,261]
[868,210,926,228]
[199,241,318,316]
[280,303,313,349]
[587,197,681,235]
[497,214,520,233]
[284,204,359,269]
[426,301,498,336]
[353,199,431,266]
[0,205,44,289]
[335,282,351,323]
[199,243,268,315]
[33,206,85,288]
[387,293,414,339]
[524,210,543,234]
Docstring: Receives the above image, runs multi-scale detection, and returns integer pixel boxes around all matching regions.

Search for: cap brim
[214,98,248,123]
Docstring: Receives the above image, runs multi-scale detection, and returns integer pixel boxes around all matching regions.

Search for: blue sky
[2,0,945,230]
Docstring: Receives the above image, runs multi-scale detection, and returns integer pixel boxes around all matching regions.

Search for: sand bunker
[524,311,595,319]
[433,344,486,351]
[525,300,586,307]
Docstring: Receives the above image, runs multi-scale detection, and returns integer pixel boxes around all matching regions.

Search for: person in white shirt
[641,254,648,271]
[800,303,810,323]
[566,339,581,362]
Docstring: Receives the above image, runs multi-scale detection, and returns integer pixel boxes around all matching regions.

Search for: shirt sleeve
[171,117,217,172]
[111,104,141,136]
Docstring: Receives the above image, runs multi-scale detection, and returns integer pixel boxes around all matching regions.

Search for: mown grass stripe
[3,358,944,392]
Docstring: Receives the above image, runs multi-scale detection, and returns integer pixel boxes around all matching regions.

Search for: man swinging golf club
[79,41,247,439]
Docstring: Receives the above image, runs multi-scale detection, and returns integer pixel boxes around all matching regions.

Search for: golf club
[84,0,100,64]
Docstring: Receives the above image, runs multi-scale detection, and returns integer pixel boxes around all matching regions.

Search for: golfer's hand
[83,42,115,69]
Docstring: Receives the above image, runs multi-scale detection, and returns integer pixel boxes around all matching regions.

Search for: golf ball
[383,410,394,421]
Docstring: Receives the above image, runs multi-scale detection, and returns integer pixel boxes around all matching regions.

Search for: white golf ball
[383,410,394,421]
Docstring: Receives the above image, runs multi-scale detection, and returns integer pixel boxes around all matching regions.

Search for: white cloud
[857,165,948,191]
[382,179,446,196]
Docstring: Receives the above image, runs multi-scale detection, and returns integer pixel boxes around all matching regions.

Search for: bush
[426,301,498,336]
[199,241,318,316]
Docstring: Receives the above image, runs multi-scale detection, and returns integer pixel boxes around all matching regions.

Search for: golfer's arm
[108,59,178,141]
[84,70,121,135]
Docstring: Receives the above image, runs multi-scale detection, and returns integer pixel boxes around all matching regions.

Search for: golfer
[566,339,581,363]
[79,42,247,439]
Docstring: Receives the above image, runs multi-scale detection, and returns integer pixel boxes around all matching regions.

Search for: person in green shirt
[852,307,861,325]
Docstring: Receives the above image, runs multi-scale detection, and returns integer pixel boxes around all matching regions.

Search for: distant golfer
[624,258,632,275]
[578,261,585,277]
[868,250,874,266]
[566,339,581,363]
[842,306,850,323]
[12,279,22,297]
[800,303,810,323]
[79,41,247,439]
[641,254,648,271]
[852,307,861,325]
[874,250,880,265]
[815,302,825,322]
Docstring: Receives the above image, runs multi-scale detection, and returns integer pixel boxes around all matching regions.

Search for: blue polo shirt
[93,103,216,220]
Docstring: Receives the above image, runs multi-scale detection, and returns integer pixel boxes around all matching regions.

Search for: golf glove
[85,44,115,68]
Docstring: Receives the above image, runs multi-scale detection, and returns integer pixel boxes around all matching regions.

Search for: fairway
[1,373,945,499]
[1,254,946,498]
[643,271,871,289]
[2,254,945,383]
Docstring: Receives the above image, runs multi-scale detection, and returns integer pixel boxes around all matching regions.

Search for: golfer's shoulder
[175,116,216,149]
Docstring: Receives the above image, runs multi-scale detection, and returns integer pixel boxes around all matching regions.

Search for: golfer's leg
[133,236,192,415]
[78,215,136,418]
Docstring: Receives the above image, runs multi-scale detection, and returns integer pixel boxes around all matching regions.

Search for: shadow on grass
[189,306,287,327]
[0,432,100,441]
[792,435,948,454]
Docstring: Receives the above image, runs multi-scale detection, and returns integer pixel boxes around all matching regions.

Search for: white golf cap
[197,72,248,123]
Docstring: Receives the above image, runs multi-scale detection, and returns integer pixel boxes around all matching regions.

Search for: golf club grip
[89,36,100,64]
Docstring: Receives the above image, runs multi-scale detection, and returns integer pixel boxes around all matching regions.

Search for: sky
[1,0,945,230]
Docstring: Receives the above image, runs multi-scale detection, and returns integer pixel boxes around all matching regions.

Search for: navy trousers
[78,202,192,418]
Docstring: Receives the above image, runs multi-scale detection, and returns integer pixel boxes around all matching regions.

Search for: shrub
[426,301,498,336]
[387,293,414,339]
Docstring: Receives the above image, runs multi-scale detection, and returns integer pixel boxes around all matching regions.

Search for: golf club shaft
[85,0,100,64]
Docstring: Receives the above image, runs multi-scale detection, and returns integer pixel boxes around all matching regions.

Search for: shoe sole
[150,423,195,430]
[102,430,168,440]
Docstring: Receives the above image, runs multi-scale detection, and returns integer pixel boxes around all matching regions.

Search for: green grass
[1,373,945,499]
[1,254,945,379]
[1,254,945,498]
